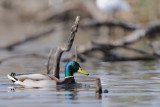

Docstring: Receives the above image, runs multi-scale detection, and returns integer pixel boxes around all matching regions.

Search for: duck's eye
[69,65,72,69]
[73,62,76,66]
[73,62,79,67]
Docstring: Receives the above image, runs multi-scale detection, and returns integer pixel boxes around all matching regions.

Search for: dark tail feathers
[8,72,18,83]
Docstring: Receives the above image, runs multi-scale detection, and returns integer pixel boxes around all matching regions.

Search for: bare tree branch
[52,16,80,79]
[81,20,137,30]
[46,48,53,74]
[115,22,160,46]
[63,40,160,62]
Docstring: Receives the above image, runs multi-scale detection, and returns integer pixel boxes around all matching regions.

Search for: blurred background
[0,0,160,67]
[1,1,160,107]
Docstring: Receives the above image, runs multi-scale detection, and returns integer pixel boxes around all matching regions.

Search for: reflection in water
[7,83,90,92]
[65,90,77,100]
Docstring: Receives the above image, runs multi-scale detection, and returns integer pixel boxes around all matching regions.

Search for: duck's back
[7,73,57,88]
[15,74,52,81]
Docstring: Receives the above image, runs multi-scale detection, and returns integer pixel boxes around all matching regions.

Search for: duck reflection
[8,83,89,93]
[64,90,77,100]
[8,81,102,101]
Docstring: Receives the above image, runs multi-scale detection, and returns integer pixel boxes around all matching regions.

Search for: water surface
[1,60,160,107]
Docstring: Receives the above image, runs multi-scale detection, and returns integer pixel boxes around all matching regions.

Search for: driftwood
[51,16,80,79]
[120,22,160,45]
[63,21,160,62]
[1,13,160,65]
[63,40,160,62]
[0,28,54,50]
[81,21,160,46]
[95,78,103,99]
[95,78,102,94]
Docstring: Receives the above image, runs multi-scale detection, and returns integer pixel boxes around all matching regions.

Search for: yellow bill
[77,67,89,75]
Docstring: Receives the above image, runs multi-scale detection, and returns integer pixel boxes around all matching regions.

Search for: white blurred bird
[95,0,131,40]
[96,0,130,13]
[48,0,64,8]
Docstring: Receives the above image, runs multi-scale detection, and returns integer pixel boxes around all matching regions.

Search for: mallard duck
[7,61,89,88]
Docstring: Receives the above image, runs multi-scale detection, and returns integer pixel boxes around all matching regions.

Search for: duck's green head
[65,61,89,77]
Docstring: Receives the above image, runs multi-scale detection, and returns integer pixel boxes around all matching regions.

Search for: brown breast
[57,77,76,85]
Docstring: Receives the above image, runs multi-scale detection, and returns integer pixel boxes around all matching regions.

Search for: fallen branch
[118,45,152,56]
[52,16,80,79]
[81,20,137,31]
[114,22,160,46]
[71,22,160,61]
[82,21,160,47]
[63,40,160,62]
[0,28,54,50]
